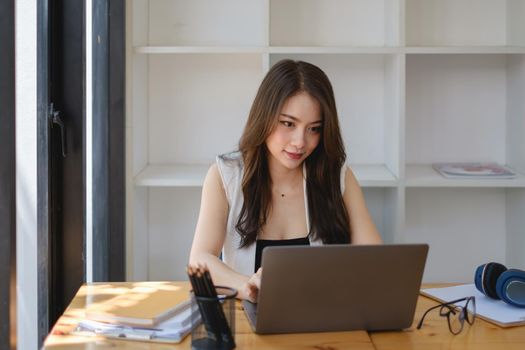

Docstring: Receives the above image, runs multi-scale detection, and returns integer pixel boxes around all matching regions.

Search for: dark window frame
[36,0,51,342]
[37,0,87,345]
[92,0,126,282]
[0,0,16,349]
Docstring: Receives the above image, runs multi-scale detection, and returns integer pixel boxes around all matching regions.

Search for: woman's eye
[308,126,322,133]
[280,121,293,128]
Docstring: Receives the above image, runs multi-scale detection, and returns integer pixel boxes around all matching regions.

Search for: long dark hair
[236,59,350,247]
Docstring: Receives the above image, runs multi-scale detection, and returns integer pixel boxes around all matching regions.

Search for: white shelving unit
[126,0,525,282]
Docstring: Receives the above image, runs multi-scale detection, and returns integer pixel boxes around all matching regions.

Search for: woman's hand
[240,268,262,303]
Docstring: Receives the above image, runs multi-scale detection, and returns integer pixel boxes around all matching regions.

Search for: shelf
[137,164,525,188]
[269,47,402,54]
[135,164,210,187]
[350,164,398,187]
[405,164,525,188]
[128,0,525,282]
[134,46,269,54]
[135,164,397,188]
[135,46,525,55]
[404,46,525,54]
[134,46,404,55]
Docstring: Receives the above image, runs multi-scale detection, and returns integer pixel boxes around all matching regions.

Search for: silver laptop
[242,244,428,334]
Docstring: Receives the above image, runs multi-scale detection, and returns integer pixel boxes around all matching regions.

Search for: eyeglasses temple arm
[417,303,442,329]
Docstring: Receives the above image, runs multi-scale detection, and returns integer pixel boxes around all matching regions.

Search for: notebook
[421,284,525,328]
[243,244,428,334]
[84,282,191,327]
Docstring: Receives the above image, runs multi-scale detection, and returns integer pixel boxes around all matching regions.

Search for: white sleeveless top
[216,152,346,276]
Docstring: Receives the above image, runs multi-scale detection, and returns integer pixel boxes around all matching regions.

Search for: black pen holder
[191,286,237,350]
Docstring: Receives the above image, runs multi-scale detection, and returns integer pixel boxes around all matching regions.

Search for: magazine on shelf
[432,163,517,179]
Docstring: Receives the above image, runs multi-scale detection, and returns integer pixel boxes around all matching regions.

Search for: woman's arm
[189,164,260,301]
[343,167,383,244]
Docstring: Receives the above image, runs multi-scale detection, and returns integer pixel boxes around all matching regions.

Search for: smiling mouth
[284,151,304,160]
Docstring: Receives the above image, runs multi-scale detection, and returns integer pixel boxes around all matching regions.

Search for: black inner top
[254,237,310,272]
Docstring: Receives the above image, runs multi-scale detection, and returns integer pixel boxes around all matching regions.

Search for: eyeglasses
[417,296,476,335]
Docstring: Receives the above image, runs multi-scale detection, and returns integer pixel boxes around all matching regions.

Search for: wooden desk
[44,282,525,350]
[370,287,525,350]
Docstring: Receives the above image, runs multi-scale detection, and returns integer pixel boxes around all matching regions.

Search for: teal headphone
[474,262,525,308]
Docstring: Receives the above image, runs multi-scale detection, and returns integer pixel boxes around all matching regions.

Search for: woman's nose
[290,129,306,148]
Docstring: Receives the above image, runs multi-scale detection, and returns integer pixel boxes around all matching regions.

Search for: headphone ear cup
[495,269,525,308]
[475,262,507,299]
[475,264,486,294]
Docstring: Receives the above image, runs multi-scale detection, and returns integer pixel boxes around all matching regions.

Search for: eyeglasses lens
[448,305,465,334]
[465,297,476,325]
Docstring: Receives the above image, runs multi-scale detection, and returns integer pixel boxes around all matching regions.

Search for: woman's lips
[284,151,303,160]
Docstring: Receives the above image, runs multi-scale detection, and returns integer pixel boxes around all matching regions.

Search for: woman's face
[265,91,322,171]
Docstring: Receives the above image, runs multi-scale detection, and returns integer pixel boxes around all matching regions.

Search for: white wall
[15,0,38,348]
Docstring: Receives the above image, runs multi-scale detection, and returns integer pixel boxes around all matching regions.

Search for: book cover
[432,163,517,179]
[84,283,191,327]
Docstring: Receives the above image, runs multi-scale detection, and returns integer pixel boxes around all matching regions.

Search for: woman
[189,59,382,302]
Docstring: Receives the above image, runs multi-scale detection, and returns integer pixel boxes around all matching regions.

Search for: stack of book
[432,162,517,179]
[73,282,196,343]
